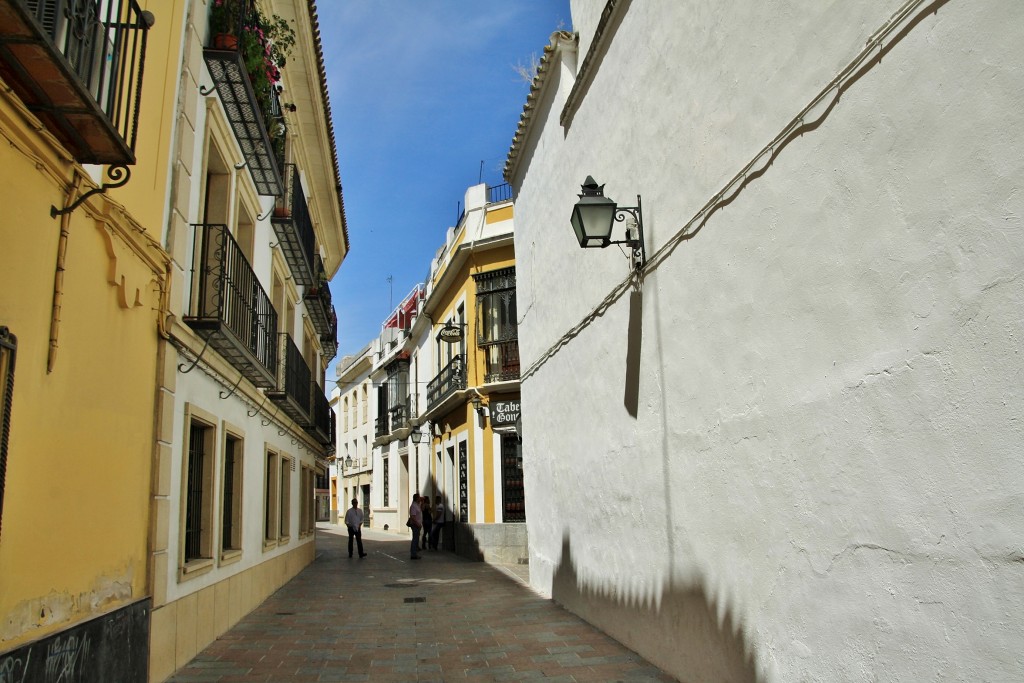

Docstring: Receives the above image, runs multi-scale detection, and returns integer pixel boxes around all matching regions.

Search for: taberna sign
[491,400,520,425]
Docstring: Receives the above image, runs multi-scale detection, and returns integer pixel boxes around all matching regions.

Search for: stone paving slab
[167,524,674,682]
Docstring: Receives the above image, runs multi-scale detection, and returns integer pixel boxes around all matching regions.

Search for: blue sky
[318,1,571,372]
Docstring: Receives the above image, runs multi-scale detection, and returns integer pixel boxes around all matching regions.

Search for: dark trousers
[429,522,443,550]
[410,526,420,557]
[422,520,432,549]
[347,526,364,557]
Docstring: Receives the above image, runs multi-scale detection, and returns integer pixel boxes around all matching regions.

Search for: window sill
[179,558,214,581]
[262,539,278,552]
[279,535,291,546]
[219,549,242,566]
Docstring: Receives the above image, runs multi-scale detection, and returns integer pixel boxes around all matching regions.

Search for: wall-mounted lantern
[570,176,646,270]
[410,425,427,444]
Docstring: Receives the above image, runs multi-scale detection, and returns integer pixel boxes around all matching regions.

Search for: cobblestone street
[167,524,673,682]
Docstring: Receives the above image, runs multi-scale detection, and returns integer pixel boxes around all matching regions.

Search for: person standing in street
[409,493,423,560]
[430,496,444,550]
[420,495,433,551]
[344,498,366,558]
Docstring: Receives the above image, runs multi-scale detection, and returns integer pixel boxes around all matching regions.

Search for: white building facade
[505,1,1024,681]
[147,1,346,678]
[333,344,375,525]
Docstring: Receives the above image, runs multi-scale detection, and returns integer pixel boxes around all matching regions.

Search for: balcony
[304,254,336,342]
[202,0,284,196]
[320,318,338,362]
[271,164,315,287]
[426,355,466,412]
[389,400,413,432]
[487,182,513,204]
[0,0,153,165]
[184,223,278,389]
[305,385,332,446]
[374,413,388,439]
[482,340,520,383]
[265,332,312,425]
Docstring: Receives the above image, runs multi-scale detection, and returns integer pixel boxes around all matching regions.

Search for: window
[300,466,315,535]
[280,457,292,541]
[476,268,517,343]
[475,268,519,382]
[458,441,468,522]
[353,393,359,430]
[383,457,390,507]
[0,327,17,539]
[221,432,243,556]
[264,449,280,545]
[343,396,349,431]
[501,436,525,523]
[184,415,215,564]
[362,384,369,423]
[299,466,309,534]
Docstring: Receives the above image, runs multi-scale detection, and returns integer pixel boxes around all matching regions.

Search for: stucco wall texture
[511,1,1024,680]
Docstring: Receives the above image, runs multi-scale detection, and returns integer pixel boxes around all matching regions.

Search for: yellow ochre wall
[0,0,185,654]
[428,238,515,524]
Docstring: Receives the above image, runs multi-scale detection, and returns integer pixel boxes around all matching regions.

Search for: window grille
[0,327,17,539]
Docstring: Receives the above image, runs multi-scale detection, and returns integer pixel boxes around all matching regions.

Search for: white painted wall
[511,1,1024,680]
[165,363,316,603]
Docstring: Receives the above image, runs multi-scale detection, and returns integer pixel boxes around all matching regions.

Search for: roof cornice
[503,30,577,183]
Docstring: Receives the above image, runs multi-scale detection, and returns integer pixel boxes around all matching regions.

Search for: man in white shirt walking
[344,499,366,558]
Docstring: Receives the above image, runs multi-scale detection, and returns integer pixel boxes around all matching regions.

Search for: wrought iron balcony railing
[304,254,335,341]
[427,355,466,412]
[0,0,153,165]
[184,223,278,388]
[305,385,332,446]
[326,409,336,455]
[266,332,312,425]
[202,0,283,196]
[487,182,513,204]
[321,315,338,362]
[374,413,388,439]
[481,340,520,383]
[389,400,413,432]
[271,164,316,287]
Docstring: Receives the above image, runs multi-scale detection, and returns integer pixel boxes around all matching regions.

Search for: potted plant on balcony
[209,0,243,50]
[239,7,295,137]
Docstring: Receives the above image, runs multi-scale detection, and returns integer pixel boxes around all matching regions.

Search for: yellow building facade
[0,0,183,677]
[368,183,525,564]
[0,1,345,679]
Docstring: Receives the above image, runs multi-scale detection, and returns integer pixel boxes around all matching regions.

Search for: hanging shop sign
[438,324,463,343]
[491,400,520,426]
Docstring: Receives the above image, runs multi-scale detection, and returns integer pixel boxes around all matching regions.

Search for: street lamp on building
[570,176,646,270]
[344,455,353,470]
[410,425,426,444]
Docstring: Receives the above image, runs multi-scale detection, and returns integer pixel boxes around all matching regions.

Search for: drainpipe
[48,173,84,373]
